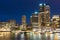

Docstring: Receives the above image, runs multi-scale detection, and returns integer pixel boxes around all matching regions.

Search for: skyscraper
[30,12,38,30]
[38,4,50,28]
[22,15,26,30]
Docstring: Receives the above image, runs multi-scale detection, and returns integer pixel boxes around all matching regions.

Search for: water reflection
[0,32,11,40]
[0,32,60,40]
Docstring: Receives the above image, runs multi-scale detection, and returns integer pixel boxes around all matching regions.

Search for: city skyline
[0,0,60,24]
[0,2,60,40]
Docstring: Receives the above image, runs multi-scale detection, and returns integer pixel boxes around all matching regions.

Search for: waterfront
[0,2,59,40]
[0,32,60,40]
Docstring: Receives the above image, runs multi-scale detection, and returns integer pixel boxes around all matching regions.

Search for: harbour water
[0,32,60,40]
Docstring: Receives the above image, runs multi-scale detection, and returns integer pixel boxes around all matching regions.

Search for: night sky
[0,0,60,24]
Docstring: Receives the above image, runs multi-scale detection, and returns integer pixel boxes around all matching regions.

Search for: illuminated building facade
[0,22,7,29]
[30,12,38,30]
[0,22,11,31]
[8,20,16,30]
[22,15,26,30]
[38,4,50,28]
[51,15,60,28]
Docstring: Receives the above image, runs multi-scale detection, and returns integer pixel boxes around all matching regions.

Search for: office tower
[51,15,60,28]
[22,15,26,24]
[22,15,26,30]
[38,4,50,28]
[30,12,38,30]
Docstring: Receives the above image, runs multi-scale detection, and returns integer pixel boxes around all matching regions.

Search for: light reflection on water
[0,32,60,40]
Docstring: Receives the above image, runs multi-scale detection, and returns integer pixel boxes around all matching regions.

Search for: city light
[34,12,38,14]
[39,4,42,6]
[0,3,60,40]
[33,29,36,32]
[45,34,48,37]
[50,34,53,38]
[39,3,46,6]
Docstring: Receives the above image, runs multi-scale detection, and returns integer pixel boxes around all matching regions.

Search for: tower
[22,15,26,30]
[38,4,50,28]
[30,12,38,30]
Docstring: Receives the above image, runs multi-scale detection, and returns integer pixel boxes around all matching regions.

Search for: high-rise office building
[22,15,26,30]
[22,15,26,24]
[38,4,50,28]
[30,12,38,30]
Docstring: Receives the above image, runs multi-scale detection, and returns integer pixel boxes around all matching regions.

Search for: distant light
[46,34,48,37]
[33,29,36,31]
[34,12,38,14]
[39,4,42,6]
[39,3,46,6]
[44,3,46,5]
[38,31,41,32]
